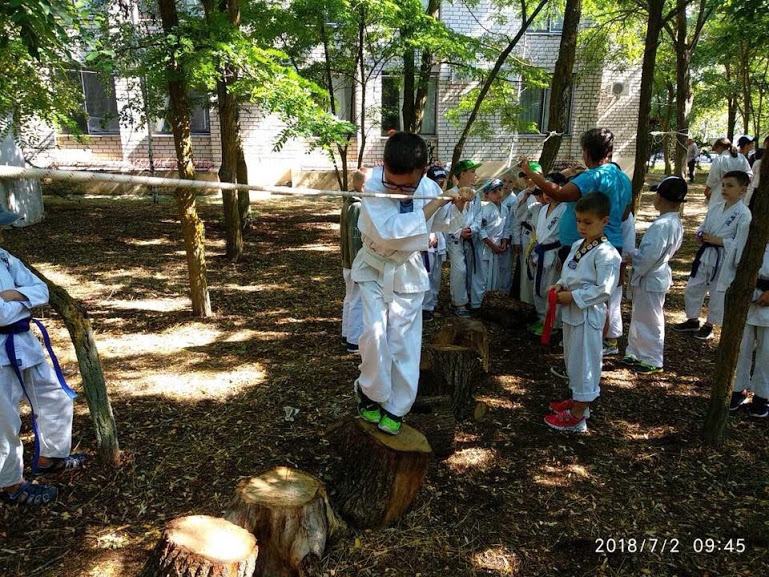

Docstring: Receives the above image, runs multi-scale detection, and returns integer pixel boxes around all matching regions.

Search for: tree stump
[425,344,484,420]
[227,467,342,577]
[328,418,431,528]
[431,318,490,372]
[475,293,536,329]
[409,396,457,458]
[140,515,257,577]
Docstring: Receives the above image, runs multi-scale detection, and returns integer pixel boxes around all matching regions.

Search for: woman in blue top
[519,127,632,256]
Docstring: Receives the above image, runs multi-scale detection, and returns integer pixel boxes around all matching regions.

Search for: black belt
[758,277,769,291]
[690,242,721,281]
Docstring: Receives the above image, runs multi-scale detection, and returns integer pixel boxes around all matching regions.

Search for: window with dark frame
[152,93,211,135]
[530,13,564,33]
[519,82,573,135]
[63,70,121,135]
[331,76,355,122]
[380,74,438,136]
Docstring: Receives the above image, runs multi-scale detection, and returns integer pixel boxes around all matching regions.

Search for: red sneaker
[547,400,590,419]
[544,410,588,432]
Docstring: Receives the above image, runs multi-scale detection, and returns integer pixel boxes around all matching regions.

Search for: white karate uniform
[607,213,637,339]
[352,168,464,417]
[735,243,769,399]
[446,190,482,308]
[706,151,752,206]
[746,158,761,207]
[516,191,542,305]
[422,232,446,312]
[497,192,520,294]
[684,200,751,324]
[0,250,73,488]
[557,239,621,402]
[477,201,509,297]
[342,268,363,345]
[625,212,683,368]
[529,202,566,321]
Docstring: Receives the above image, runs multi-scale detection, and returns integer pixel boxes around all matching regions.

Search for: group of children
[340,129,768,436]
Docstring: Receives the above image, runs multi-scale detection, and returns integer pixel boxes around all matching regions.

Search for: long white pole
[0,165,458,202]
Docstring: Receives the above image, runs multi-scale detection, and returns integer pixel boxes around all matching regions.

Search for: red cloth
[541,288,558,346]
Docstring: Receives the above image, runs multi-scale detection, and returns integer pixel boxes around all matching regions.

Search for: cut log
[425,344,484,420]
[328,417,431,528]
[140,515,257,577]
[227,467,342,577]
[432,318,490,372]
[474,293,536,329]
[409,396,457,458]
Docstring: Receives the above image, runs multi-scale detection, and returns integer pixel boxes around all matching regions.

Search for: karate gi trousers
[563,318,603,403]
[447,234,469,308]
[422,252,444,312]
[735,325,769,399]
[606,284,624,340]
[0,362,73,487]
[356,281,423,417]
[497,245,514,294]
[342,268,363,345]
[684,262,724,324]
[625,289,667,368]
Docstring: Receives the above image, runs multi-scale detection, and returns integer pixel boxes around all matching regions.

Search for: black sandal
[32,453,87,477]
[0,481,58,506]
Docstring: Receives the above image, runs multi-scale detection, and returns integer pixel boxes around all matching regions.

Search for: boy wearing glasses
[351,133,468,434]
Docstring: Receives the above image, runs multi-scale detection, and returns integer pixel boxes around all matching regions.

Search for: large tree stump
[475,293,537,329]
[409,396,457,458]
[328,418,431,528]
[431,318,490,372]
[140,515,257,577]
[424,344,484,420]
[227,467,342,577]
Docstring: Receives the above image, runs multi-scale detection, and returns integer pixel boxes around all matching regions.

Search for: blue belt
[529,241,561,296]
[2,318,77,473]
[464,237,477,273]
[690,242,721,282]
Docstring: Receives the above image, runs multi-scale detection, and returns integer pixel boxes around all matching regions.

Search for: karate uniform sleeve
[630,222,666,279]
[0,300,30,325]
[621,213,636,257]
[468,197,482,235]
[478,204,490,240]
[570,252,620,310]
[7,253,49,309]
[727,212,752,266]
[358,197,429,252]
[722,209,751,253]
[430,202,465,233]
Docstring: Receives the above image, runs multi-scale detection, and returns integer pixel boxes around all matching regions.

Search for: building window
[530,13,564,33]
[331,76,355,122]
[152,94,211,135]
[519,83,572,135]
[65,70,120,135]
[381,75,438,136]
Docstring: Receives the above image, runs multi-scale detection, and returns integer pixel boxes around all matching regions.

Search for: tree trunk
[538,0,582,173]
[451,0,549,167]
[158,0,212,317]
[673,0,690,179]
[403,0,439,134]
[228,467,342,577]
[431,317,490,372]
[725,63,736,142]
[236,134,250,227]
[631,0,666,213]
[662,81,674,175]
[402,44,416,132]
[140,515,257,577]
[703,156,769,445]
[21,260,120,466]
[408,396,457,458]
[356,6,367,169]
[328,417,431,528]
[425,345,483,420]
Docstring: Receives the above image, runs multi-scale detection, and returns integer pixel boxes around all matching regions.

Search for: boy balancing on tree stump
[545,193,621,433]
[351,132,469,435]
[0,207,86,506]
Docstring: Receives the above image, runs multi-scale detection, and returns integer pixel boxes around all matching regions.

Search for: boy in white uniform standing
[341,170,366,352]
[673,171,752,340]
[0,208,86,506]
[445,160,482,317]
[498,172,520,294]
[352,133,467,434]
[545,193,621,433]
[422,166,450,322]
[477,179,509,297]
[623,177,686,373]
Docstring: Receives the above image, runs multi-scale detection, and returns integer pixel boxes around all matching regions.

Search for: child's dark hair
[384,132,428,174]
[580,128,614,163]
[713,137,738,158]
[575,192,611,218]
[545,171,568,186]
[723,170,750,187]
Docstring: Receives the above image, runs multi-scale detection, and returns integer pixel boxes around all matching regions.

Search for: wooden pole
[703,156,769,445]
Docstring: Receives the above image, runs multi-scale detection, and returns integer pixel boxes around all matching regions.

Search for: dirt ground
[0,181,767,577]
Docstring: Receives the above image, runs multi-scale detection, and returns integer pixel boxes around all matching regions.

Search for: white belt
[360,245,410,303]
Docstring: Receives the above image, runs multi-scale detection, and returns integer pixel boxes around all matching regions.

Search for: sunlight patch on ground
[124,238,176,247]
[496,374,527,393]
[446,448,498,474]
[36,265,105,300]
[109,297,189,312]
[533,463,591,488]
[284,243,337,252]
[85,556,124,577]
[220,282,293,293]
[472,546,520,575]
[137,364,266,400]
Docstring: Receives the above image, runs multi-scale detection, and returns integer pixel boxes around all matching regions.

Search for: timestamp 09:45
[594,538,746,554]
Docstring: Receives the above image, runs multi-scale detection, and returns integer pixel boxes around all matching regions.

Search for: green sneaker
[377,412,403,435]
[358,404,382,423]
[634,361,663,374]
[528,320,544,336]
